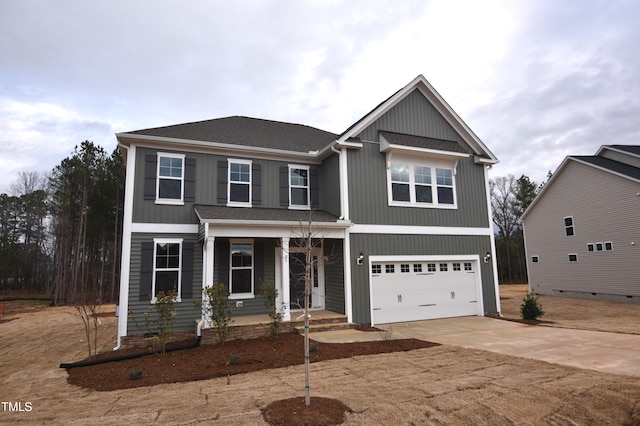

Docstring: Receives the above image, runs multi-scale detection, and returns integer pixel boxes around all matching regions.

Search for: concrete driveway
[378,316,640,377]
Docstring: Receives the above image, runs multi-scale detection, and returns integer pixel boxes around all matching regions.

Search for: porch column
[281,237,291,321]
[202,234,215,326]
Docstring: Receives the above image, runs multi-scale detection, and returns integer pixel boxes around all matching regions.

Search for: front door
[289,248,325,310]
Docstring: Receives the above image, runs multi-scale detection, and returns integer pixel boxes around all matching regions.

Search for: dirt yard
[1,286,640,425]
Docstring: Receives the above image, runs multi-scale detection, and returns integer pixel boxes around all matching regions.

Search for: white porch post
[281,237,291,321]
[202,231,215,326]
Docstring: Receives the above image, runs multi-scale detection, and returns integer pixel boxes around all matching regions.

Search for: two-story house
[115,75,500,347]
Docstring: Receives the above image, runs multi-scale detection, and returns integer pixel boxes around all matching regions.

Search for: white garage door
[370,258,481,325]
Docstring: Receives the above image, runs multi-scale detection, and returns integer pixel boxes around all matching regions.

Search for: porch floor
[231,310,347,326]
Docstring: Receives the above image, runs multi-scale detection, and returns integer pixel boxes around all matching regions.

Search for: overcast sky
[2,0,639,194]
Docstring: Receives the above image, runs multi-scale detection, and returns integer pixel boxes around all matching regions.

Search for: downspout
[114,143,136,350]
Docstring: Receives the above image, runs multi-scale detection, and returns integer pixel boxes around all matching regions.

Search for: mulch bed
[65,332,437,392]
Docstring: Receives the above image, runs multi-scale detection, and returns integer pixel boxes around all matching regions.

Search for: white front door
[289,247,325,310]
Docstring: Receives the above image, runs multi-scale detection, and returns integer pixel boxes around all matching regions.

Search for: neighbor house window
[531,256,539,263]
[587,244,594,252]
[605,241,613,251]
[228,159,252,206]
[157,153,184,203]
[153,239,182,299]
[388,157,457,208]
[564,216,574,236]
[568,253,578,262]
[289,165,310,208]
[230,240,253,297]
[596,242,604,251]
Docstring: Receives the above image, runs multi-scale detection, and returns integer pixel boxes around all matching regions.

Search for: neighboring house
[522,145,640,303]
[115,75,501,347]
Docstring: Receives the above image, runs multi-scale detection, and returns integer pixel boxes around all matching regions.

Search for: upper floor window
[228,159,251,206]
[564,216,574,236]
[388,157,456,208]
[289,165,310,209]
[230,240,253,298]
[157,153,184,204]
[153,239,182,300]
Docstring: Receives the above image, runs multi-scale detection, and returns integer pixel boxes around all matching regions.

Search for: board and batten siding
[349,233,497,324]
[127,233,203,334]
[524,160,640,298]
[346,142,489,227]
[323,239,345,314]
[357,89,471,150]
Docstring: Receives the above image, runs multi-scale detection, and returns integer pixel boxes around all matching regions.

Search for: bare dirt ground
[2,287,640,425]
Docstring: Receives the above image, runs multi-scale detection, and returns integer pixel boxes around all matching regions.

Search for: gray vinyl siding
[324,239,345,314]
[349,233,497,324]
[599,148,640,168]
[319,154,341,217]
[523,160,640,298]
[132,147,334,223]
[127,232,203,334]
[357,89,472,151]
[346,142,489,227]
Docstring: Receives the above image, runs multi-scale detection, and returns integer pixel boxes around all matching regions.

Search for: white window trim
[229,238,255,299]
[568,253,579,262]
[227,159,252,207]
[156,152,185,205]
[288,164,311,210]
[564,216,575,236]
[386,153,457,209]
[605,241,613,251]
[152,238,183,303]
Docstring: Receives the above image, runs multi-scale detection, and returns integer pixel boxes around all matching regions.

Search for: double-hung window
[388,158,456,208]
[564,216,574,236]
[228,159,251,206]
[157,153,184,204]
[289,165,310,209]
[153,239,182,300]
[230,240,253,298]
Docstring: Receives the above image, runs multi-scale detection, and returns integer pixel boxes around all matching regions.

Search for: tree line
[489,173,550,284]
[0,141,124,305]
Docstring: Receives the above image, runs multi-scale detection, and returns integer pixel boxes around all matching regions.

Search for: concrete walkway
[309,316,640,377]
[376,316,640,377]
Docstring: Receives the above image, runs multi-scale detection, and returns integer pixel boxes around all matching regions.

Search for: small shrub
[130,290,178,354]
[128,369,144,380]
[228,354,241,365]
[259,281,283,338]
[202,284,233,344]
[520,292,545,320]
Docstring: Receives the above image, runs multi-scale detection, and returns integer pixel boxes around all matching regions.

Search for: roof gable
[337,75,498,164]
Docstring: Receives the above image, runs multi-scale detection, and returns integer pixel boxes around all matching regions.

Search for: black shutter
[144,155,157,200]
[217,239,230,286]
[254,241,264,293]
[252,163,262,206]
[184,158,196,203]
[217,160,228,204]
[139,241,154,300]
[279,166,289,206]
[181,242,194,298]
[310,167,319,208]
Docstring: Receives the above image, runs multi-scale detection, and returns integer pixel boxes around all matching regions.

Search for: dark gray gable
[128,116,338,153]
[379,131,468,154]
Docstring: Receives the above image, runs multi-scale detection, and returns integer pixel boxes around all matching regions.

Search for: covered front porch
[194,205,352,324]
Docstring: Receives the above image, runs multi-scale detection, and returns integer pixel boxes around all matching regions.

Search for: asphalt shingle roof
[194,205,341,224]
[127,116,339,153]
[380,131,468,153]
[571,155,640,181]
[607,145,640,156]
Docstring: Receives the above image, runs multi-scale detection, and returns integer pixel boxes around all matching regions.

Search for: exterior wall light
[483,251,491,263]
[356,252,364,265]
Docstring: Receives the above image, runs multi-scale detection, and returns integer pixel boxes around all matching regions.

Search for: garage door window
[413,264,422,272]
[452,263,461,271]
[385,265,395,273]
[439,263,448,272]
[427,263,436,272]
[401,264,410,273]
[464,262,472,271]
[372,264,381,274]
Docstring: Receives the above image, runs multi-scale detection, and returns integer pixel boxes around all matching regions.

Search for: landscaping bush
[202,284,233,344]
[520,292,545,320]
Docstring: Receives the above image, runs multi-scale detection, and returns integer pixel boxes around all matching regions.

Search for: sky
[2,0,639,194]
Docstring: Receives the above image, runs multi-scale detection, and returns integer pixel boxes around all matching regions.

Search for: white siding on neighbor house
[523,160,640,298]
[599,148,640,168]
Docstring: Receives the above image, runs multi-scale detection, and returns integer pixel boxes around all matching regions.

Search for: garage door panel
[371,259,480,325]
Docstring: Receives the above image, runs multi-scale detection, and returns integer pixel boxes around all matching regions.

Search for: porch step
[294,321,354,334]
